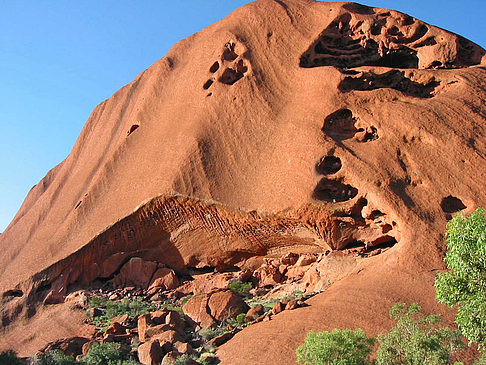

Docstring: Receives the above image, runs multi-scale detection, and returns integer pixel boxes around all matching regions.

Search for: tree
[296,328,374,365]
[375,303,463,365]
[435,208,486,348]
[0,350,26,365]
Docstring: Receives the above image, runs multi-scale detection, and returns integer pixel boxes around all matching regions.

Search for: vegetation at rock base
[296,328,374,365]
[375,303,463,365]
[80,342,135,365]
[435,208,486,349]
[33,350,76,365]
[87,296,154,329]
[296,303,464,365]
[0,350,26,365]
[227,280,252,297]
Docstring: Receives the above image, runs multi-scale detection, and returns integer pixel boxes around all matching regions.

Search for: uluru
[1,1,485,364]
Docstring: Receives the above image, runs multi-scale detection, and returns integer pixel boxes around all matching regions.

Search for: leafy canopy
[435,208,486,348]
[296,328,374,365]
[375,303,463,365]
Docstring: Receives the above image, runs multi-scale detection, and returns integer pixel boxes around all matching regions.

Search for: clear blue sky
[1,1,485,233]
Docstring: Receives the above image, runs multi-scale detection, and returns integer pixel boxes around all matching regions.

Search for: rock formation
[1,1,485,364]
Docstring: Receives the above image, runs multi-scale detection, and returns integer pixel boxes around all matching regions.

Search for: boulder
[182,294,216,328]
[173,341,193,354]
[245,304,264,321]
[148,268,180,291]
[138,340,164,365]
[208,332,234,347]
[207,290,249,321]
[253,265,282,286]
[295,254,317,267]
[150,309,169,325]
[111,257,158,288]
[272,301,284,315]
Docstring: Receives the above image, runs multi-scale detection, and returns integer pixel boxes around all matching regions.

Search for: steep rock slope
[1,1,486,363]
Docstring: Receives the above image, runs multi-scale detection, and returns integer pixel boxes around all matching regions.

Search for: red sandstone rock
[209,332,234,347]
[207,290,249,321]
[254,265,282,286]
[150,310,168,325]
[138,340,164,365]
[173,341,193,354]
[112,257,158,289]
[245,304,264,321]
[285,300,298,311]
[148,268,180,291]
[182,295,216,329]
[272,301,284,315]
[0,1,486,364]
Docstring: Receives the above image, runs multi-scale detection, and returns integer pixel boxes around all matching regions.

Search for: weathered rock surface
[0,0,485,364]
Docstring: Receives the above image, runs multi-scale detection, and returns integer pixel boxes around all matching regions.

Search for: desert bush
[0,350,25,365]
[227,280,252,297]
[375,303,463,365]
[80,342,133,365]
[33,350,76,365]
[435,208,486,349]
[87,296,154,329]
[296,328,374,365]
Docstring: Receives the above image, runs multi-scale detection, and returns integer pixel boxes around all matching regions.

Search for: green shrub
[87,296,154,329]
[296,328,374,365]
[80,342,133,365]
[375,303,463,365]
[0,350,26,365]
[435,208,486,349]
[227,280,252,297]
[33,350,76,365]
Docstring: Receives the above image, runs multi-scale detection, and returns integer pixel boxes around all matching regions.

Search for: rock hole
[323,108,359,141]
[342,3,375,15]
[203,79,214,90]
[209,62,220,73]
[316,156,342,175]
[127,124,139,136]
[368,210,385,220]
[313,178,358,202]
[223,42,238,61]
[2,289,23,298]
[219,68,244,85]
[339,70,439,98]
[440,196,466,213]
[369,236,397,249]
[350,197,368,219]
[361,126,379,142]
[346,241,366,249]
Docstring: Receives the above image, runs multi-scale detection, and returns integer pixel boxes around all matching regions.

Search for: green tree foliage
[435,208,486,348]
[33,350,76,365]
[0,350,26,365]
[296,328,374,365]
[375,303,463,365]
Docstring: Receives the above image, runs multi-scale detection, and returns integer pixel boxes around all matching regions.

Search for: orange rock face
[1,0,486,363]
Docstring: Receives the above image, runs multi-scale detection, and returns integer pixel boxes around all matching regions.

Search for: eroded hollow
[313,178,358,202]
[2,289,23,298]
[219,68,245,85]
[127,124,139,136]
[316,156,342,175]
[203,79,214,90]
[441,196,466,213]
[209,61,220,73]
[339,70,440,98]
[323,109,362,141]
